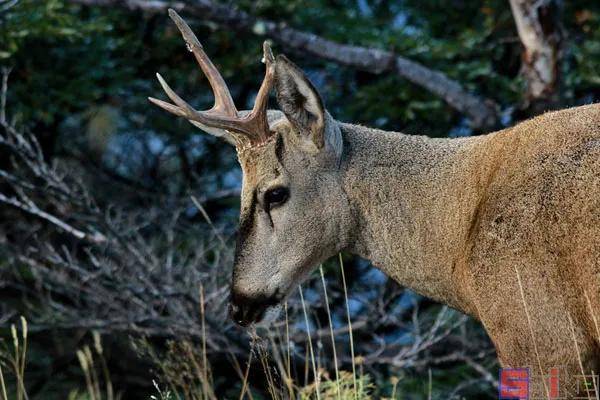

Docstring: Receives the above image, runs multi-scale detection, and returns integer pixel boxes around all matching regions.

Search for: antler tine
[168,9,237,116]
[148,95,186,118]
[152,72,258,136]
[240,41,276,142]
[154,72,198,117]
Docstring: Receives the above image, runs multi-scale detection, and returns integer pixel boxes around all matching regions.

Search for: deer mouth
[229,292,282,327]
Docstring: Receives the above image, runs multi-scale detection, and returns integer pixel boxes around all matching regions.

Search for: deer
[150,10,600,398]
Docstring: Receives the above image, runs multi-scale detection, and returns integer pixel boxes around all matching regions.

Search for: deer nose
[229,296,262,327]
[229,301,249,327]
[229,291,280,326]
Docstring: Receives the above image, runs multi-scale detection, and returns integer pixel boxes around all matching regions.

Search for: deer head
[150,10,351,326]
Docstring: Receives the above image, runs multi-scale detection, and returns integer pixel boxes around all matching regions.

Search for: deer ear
[274,55,325,151]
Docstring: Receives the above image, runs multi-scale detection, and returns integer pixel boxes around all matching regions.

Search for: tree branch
[0,191,107,244]
[68,0,499,130]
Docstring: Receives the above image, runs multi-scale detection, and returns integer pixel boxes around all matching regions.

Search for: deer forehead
[239,136,281,176]
[238,138,282,211]
[237,115,298,180]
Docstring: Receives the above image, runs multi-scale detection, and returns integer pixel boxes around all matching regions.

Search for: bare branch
[0,0,19,14]
[0,192,106,243]
[0,67,10,124]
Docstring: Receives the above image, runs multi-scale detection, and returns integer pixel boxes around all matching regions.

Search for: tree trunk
[509,0,563,112]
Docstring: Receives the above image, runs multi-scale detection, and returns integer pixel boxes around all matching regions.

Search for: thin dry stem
[514,266,550,399]
[284,302,293,399]
[238,343,254,400]
[299,286,321,400]
[77,350,96,400]
[567,313,594,400]
[0,364,7,400]
[319,265,341,400]
[199,285,210,400]
[584,290,600,346]
[94,333,115,400]
[339,254,358,397]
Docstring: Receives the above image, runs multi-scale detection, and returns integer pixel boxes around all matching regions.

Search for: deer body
[339,105,600,395]
[151,11,599,397]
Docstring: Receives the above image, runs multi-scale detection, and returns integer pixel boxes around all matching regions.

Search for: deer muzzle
[229,291,281,327]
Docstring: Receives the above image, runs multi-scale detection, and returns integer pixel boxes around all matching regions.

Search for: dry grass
[142,253,375,400]
[0,318,123,400]
[0,317,27,400]
[1,262,592,399]
[76,332,118,400]
[0,251,492,400]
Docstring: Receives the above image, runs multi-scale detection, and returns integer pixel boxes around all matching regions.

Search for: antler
[149,9,275,146]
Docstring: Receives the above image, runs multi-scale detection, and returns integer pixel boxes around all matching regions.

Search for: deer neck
[339,123,492,317]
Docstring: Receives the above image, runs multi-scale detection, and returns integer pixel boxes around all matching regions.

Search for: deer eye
[264,187,289,208]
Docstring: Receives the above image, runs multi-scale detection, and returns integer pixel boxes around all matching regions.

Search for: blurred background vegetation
[0,0,598,398]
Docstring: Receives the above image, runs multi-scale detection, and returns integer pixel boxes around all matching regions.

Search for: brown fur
[336,105,600,397]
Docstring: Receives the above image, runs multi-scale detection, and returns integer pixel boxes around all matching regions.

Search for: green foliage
[563,2,600,100]
[299,370,374,399]
[0,0,107,60]
[1,1,115,124]
[3,0,599,139]
[227,0,598,135]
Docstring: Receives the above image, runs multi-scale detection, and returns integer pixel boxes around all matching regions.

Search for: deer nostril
[229,302,245,325]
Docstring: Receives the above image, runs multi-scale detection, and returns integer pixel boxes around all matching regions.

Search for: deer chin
[253,304,283,327]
